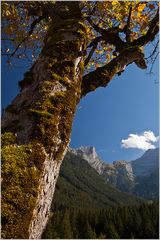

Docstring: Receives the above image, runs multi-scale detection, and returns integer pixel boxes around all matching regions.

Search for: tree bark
[1,2,86,239]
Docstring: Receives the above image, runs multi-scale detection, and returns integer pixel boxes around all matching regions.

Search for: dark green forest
[43,202,159,239]
[42,153,159,239]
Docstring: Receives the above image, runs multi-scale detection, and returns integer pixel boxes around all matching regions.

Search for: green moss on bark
[29,82,79,157]
[1,137,46,239]
[1,132,17,146]
[28,15,86,157]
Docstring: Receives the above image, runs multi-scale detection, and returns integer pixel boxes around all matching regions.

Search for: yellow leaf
[6,10,11,16]
[137,3,146,12]
[112,1,118,6]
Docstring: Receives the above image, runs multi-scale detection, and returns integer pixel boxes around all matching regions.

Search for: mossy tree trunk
[2,2,86,239]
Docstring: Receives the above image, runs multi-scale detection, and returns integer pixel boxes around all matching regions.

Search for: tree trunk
[1,2,86,239]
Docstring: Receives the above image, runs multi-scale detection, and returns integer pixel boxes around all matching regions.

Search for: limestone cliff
[69,147,159,197]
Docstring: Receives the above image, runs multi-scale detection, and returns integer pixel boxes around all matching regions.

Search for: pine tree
[70,210,79,238]
[107,222,120,239]
[142,218,155,239]
[61,211,73,239]
[84,221,97,239]
[130,232,135,239]
[98,232,107,239]
[115,213,124,237]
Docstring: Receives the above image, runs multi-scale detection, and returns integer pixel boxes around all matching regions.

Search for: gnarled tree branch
[86,17,125,52]
[82,8,159,97]
[81,46,146,97]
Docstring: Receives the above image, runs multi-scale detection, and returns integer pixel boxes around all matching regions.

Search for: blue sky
[1,47,159,163]
[70,53,159,163]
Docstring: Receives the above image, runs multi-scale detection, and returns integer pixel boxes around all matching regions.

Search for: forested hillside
[52,152,144,210]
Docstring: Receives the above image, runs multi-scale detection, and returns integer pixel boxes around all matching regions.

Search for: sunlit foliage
[1,1,159,71]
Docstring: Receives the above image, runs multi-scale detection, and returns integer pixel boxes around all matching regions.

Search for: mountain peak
[69,146,99,157]
[69,146,103,174]
[78,146,96,154]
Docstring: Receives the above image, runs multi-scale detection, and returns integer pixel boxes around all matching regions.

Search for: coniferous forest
[43,202,159,239]
[42,153,159,239]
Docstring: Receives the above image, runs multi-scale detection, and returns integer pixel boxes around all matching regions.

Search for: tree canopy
[2,1,159,76]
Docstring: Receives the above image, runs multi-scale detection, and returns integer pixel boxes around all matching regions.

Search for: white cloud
[143,131,158,142]
[121,131,159,151]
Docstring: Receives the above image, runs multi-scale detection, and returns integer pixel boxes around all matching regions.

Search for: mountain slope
[69,147,159,200]
[131,148,159,177]
[69,147,136,193]
[133,168,159,199]
[131,148,159,199]
[52,152,144,211]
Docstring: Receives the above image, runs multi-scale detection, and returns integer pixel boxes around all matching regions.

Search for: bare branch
[88,1,98,16]
[84,36,103,66]
[10,15,46,57]
[149,52,159,74]
[146,39,159,75]
[123,6,132,42]
[145,40,159,60]
[1,38,15,42]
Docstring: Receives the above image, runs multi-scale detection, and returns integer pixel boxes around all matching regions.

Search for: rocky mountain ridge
[69,146,105,174]
[69,146,159,198]
[52,151,144,211]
